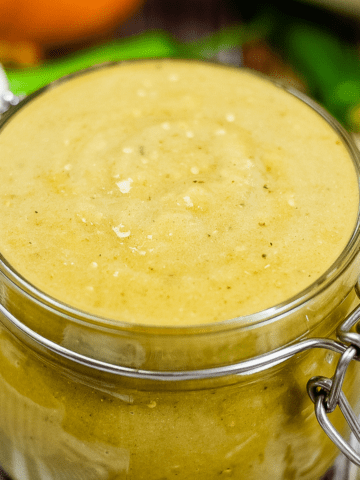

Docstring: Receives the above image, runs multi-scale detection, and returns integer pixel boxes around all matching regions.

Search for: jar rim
[0,58,360,339]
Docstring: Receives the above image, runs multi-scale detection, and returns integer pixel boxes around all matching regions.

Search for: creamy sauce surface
[0,60,358,325]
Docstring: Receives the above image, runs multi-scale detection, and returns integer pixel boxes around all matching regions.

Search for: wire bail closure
[307,287,360,467]
[0,64,20,114]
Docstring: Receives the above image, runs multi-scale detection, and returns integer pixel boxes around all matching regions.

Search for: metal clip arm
[0,65,20,114]
[307,303,360,467]
[308,376,360,466]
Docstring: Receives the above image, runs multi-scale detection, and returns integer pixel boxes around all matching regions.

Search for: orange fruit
[0,0,142,47]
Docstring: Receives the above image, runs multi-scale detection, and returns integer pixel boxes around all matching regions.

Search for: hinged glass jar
[0,60,360,480]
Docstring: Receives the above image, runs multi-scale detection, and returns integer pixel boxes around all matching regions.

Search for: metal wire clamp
[307,300,360,467]
[0,65,20,114]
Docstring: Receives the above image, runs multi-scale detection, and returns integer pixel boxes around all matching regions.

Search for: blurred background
[0,1,360,479]
[0,0,359,135]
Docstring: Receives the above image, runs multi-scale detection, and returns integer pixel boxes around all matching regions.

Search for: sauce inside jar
[0,59,358,325]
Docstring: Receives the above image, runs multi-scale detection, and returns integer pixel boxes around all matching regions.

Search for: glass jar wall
[0,61,360,479]
[0,286,360,479]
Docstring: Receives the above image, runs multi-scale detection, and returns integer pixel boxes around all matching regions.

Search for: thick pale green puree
[0,60,359,480]
[0,60,358,325]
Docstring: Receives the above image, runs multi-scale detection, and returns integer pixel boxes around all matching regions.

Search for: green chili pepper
[273,17,360,131]
[4,11,275,97]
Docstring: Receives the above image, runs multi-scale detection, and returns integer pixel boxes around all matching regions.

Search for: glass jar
[0,63,360,480]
